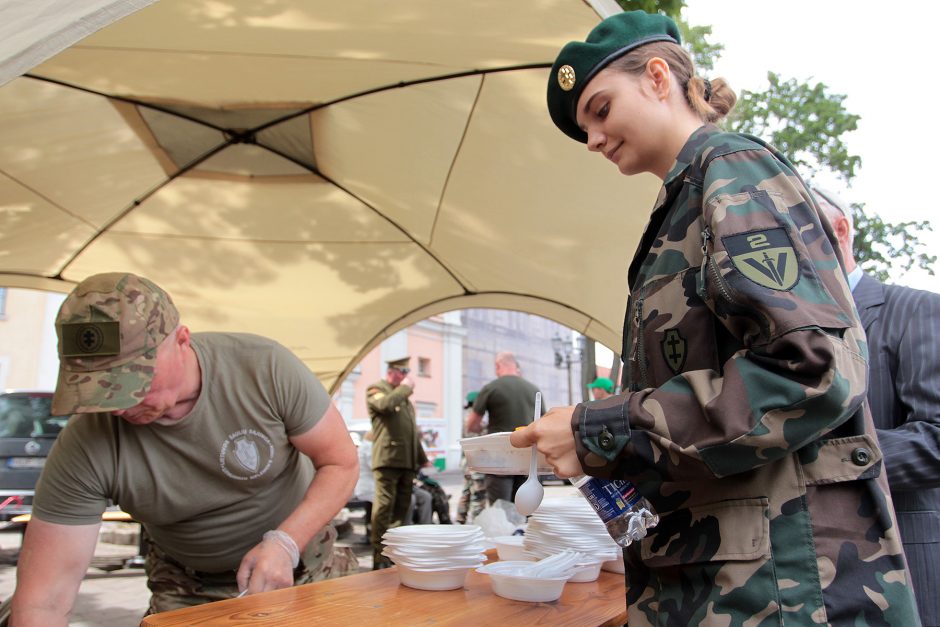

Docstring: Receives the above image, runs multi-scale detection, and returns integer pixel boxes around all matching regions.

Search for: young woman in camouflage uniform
[511,10,920,626]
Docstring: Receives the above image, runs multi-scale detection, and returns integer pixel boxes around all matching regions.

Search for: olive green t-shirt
[33,332,330,572]
[472,375,544,433]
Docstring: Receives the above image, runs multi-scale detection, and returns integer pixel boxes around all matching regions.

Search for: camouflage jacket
[366,380,427,470]
[572,125,919,625]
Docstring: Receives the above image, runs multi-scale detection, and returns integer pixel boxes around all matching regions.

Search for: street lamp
[551,332,581,405]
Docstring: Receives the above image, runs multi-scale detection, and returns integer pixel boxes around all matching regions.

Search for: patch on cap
[60,321,121,357]
[558,65,576,91]
[52,272,180,415]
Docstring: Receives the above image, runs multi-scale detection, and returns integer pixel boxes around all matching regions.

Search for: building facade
[0,288,65,392]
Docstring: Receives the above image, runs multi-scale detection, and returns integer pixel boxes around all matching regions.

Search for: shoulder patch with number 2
[723,227,799,291]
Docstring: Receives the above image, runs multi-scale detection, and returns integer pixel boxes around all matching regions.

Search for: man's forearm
[465,411,483,434]
[276,462,358,550]
[11,520,100,627]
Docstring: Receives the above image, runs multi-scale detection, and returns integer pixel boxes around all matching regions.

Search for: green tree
[727,74,861,182]
[850,204,935,282]
[615,0,934,279]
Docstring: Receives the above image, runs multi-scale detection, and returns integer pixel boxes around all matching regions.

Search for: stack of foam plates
[382,524,488,590]
[523,497,622,581]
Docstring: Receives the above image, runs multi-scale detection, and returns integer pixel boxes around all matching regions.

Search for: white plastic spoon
[513,392,544,516]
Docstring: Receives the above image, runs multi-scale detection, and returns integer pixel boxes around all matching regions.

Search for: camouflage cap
[52,272,180,415]
[547,10,681,143]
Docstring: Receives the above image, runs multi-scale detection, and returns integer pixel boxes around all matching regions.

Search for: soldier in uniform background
[11,273,359,621]
[366,356,427,569]
[512,10,919,625]
[466,352,544,505]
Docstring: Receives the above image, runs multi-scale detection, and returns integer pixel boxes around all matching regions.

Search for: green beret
[547,10,681,143]
[464,390,479,409]
[587,377,614,393]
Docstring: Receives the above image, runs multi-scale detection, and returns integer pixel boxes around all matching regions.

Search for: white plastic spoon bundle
[526,549,585,578]
[513,392,544,516]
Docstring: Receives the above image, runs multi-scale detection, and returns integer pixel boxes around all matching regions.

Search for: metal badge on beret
[558,65,576,91]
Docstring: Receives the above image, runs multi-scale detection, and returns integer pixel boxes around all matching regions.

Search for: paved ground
[0,470,578,626]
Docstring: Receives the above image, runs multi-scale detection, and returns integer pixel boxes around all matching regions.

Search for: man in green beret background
[587,376,614,401]
[366,356,428,569]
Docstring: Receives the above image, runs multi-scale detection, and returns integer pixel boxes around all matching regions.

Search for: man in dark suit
[815,187,940,625]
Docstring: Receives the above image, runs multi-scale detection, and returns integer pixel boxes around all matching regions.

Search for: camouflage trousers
[144,524,358,615]
[456,470,486,524]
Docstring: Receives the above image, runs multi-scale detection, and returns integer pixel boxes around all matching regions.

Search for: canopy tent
[0,0,661,391]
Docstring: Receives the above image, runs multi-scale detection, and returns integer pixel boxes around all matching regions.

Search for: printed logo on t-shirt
[219,428,275,480]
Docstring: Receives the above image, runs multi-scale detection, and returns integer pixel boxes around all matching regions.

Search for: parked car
[0,391,69,521]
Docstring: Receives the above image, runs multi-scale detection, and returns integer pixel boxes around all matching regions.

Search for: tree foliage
[726,74,861,182]
[851,205,935,282]
[615,0,934,278]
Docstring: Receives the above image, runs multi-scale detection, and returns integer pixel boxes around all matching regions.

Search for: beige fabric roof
[0,0,660,390]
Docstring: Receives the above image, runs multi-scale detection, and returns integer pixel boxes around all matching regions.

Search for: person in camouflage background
[511,10,920,626]
[12,273,360,621]
[456,391,487,524]
[144,525,358,614]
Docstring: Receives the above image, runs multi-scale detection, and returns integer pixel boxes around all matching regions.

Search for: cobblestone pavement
[0,470,577,625]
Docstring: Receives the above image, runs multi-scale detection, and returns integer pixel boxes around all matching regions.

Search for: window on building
[0,287,6,318]
[418,357,431,377]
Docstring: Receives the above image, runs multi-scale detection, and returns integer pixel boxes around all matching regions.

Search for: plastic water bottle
[572,475,659,548]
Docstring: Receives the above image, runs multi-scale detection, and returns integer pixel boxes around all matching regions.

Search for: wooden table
[141,553,627,626]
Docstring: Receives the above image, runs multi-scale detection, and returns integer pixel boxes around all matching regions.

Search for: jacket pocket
[897,510,940,544]
[637,498,781,623]
[800,434,882,485]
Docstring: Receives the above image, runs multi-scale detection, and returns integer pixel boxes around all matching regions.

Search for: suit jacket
[855,272,940,625]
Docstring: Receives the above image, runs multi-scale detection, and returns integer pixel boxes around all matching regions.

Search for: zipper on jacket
[632,297,648,389]
[700,225,735,303]
[698,227,711,297]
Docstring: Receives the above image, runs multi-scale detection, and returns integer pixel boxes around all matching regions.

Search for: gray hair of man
[494,351,521,376]
[811,186,857,271]
[812,186,855,236]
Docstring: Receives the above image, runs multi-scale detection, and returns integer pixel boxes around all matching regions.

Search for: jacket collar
[663,123,721,189]
[627,124,719,287]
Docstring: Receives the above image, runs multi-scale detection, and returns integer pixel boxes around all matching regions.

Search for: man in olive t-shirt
[465,352,544,505]
[11,273,360,624]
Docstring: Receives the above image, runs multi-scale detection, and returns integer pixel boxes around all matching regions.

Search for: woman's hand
[510,406,584,478]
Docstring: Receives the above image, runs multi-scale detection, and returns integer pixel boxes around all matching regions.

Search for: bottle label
[577,477,643,524]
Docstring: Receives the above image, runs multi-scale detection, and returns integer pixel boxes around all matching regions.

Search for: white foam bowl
[602,558,625,574]
[384,552,487,569]
[477,562,568,603]
[460,432,553,475]
[397,565,472,591]
[384,524,483,538]
[493,535,531,562]
[568,561,603,583]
